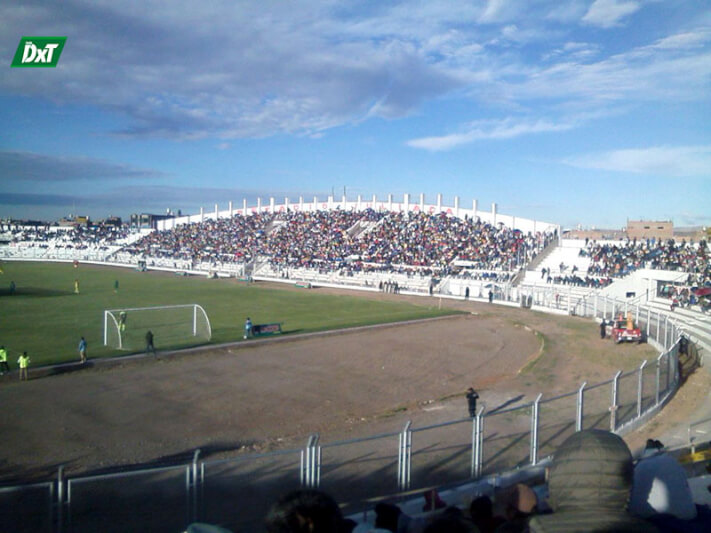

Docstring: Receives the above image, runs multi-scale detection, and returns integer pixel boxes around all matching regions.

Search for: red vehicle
[609,313,644,344]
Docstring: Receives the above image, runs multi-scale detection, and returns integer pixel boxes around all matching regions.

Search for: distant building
[101,216,123,228]
[130,213,175,230]
[58,215,90,227]
[626,220,673,240]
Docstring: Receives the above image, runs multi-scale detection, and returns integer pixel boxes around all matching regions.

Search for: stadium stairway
[520,239,592,285]
[513,236,559,286]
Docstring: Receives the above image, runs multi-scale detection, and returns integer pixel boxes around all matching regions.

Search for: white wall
[156,194,559,235]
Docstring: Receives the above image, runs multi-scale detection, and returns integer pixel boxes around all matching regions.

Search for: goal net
[103,304,212,350]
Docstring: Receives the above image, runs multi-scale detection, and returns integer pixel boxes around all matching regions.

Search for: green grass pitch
[0,261,458,367]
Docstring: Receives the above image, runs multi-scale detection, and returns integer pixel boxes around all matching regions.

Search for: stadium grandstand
[1,194,710,531]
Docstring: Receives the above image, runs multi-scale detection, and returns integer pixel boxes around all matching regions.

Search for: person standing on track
[18,351,30,381]
[78,336,87,363]
[145,330,156,357]
[0,345,9,374]
[466,387,479,418]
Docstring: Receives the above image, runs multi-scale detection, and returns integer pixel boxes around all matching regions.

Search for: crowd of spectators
[3,224,131,246]
[1,224,132,253]
[123,210,549,275]
[581,238,710,286]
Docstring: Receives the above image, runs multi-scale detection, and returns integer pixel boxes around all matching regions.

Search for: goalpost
[103,304,212,350]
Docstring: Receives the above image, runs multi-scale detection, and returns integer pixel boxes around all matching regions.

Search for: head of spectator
[629,439,698,523]
[469,495,506,533]
[373,502,401,532]
[528,429,659,532]
[423,506,479,533]
[265,489,347,533]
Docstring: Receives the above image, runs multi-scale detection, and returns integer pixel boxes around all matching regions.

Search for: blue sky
[1,0,709,229]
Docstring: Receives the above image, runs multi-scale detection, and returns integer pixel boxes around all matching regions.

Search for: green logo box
[11,36,66,67]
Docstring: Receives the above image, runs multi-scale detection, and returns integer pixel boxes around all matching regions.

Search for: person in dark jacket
[600,319,607,339]
[466,387,479,418]
[528,429,659,532]
[145,330,156,357]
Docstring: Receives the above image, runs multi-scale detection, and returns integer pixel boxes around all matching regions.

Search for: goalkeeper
[119,311,127,332]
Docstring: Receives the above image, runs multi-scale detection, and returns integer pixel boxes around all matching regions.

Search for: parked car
[609,313,644,344]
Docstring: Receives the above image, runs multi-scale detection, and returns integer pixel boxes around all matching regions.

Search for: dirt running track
[1,312,539,481]
[1,287,708,532]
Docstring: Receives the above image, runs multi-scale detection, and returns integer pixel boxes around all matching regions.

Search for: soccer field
[0,261,457,366]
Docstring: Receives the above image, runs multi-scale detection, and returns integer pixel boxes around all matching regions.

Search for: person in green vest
[17,351,30,381]
[0,345,9,375]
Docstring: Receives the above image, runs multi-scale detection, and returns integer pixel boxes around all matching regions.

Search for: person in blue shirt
[244,317,252,339]
[78,336,87,363]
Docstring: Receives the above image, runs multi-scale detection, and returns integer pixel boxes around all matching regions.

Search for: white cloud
[507,30,711,105]
[479,0,524,24]
[407,117,575,151]
[0,150,165,182]
[0,1,707,143]
[564,145,711,178]
[546,1,588,23]
[582,0,642,28]
[542,41,600,61]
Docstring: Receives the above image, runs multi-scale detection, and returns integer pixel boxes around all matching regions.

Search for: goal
[103,304,212,350]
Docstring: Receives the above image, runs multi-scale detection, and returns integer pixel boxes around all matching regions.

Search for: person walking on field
[244,317,252,340]
[78,336,87,363]
[145,330,156,357]
[18,352,30,381]
[466,387,479,418]
[0,345,9,375]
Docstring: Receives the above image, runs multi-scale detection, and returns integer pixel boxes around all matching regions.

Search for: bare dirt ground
[2,283,705,487]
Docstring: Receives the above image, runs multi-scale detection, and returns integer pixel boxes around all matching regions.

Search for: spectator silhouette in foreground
[265,489,352,533]
[528,429,659,532]
[630,438,711,531]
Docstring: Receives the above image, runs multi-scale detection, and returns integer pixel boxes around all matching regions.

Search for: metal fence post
[655,353,663,405]
[664,315,668,349]
[473,406,485,478]
[398,421,412,491]
[56,466,64,533]
[635,304,639,323]
[470,416,477,479]
[657,312,661,343]
[300,434,320,488]
[576,382,586,432]
[637,361,647,417]
[593,293,598,318]
[646,308,651,337]
[530,394,542,465]
[610,371,621,431]
[191,449,201,523]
